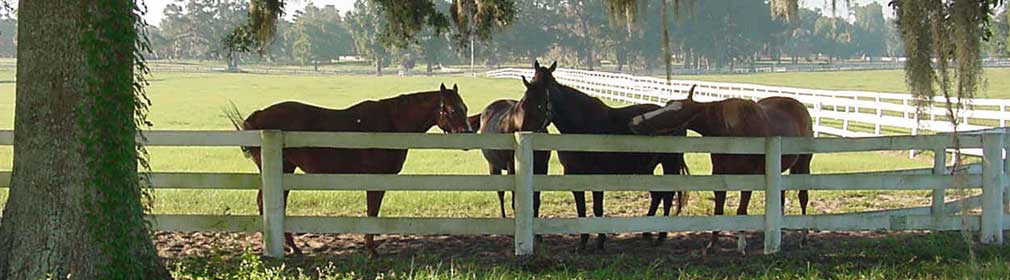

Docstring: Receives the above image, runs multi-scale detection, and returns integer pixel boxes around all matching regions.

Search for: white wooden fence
[0,130,1008,259]
[487,68,1010,156]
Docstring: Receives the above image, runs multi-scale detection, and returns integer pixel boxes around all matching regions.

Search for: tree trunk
[375,55,383,76]
[578,3,594,71]
[0,2,168,279]
[426,59,433,76]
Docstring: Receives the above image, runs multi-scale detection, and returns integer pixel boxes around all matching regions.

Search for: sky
[141,0,892,27]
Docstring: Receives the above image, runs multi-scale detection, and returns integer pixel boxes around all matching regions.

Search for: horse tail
[662,153,690,216]
[676,161,690,216]
[467,114,482,132]
[223,101,253,159]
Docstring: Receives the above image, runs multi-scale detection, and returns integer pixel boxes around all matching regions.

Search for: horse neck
[387,91,441,132]
[688,101,766,137]
[548,83,609,133]
[686,103,723,136]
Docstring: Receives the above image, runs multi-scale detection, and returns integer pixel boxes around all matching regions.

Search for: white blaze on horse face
[639,101,683,122]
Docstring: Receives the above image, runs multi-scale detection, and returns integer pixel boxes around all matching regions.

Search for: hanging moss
[78,0,164,278]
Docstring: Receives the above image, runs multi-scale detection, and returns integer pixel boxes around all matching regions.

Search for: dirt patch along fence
[0,130,1007,259]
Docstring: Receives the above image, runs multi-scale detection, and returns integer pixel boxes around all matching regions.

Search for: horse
[530,61,689,251]
[225,83,473,257]
[628,85,813,254]
[468,71,551,219]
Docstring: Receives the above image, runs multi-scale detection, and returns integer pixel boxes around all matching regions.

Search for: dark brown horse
[469,68,551,218]
[629,85,813,253]
[226,84,473,257]
[531,61,689,251]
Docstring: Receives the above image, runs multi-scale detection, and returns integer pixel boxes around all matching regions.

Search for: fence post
[260,130,286,258]
[763,137,783,255]
[931,148,947,230]
[981,133,1005,244]
[513,132,535,255]
[874,97,882,135]
[1004,133,1010,214]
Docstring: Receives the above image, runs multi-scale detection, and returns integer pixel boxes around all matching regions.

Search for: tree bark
[376,55,384,76]
[0,2,168,279]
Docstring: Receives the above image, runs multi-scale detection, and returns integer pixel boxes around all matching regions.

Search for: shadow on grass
[165,231,1010,279]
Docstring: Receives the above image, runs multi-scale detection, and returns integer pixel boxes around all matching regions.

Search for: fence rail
[487,68,1010,157]
[0,130,1006,258]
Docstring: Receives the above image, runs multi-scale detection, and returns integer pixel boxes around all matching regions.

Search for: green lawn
[0,68,1007,279]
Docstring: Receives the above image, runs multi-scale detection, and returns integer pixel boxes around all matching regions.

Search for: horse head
[518,75,552,132]
[630,85,702,135]
[436,83,473,134]
[531,60,557,86]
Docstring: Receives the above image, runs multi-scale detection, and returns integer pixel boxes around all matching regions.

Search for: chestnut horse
[629,85,813,253]
[469,71,551,218]
[226,84,473,257]
[531,61,689,251]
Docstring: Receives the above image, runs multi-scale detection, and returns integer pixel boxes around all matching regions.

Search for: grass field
[0,67,1008,279]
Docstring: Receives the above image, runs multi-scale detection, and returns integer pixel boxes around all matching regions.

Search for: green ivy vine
[78,0,163,278]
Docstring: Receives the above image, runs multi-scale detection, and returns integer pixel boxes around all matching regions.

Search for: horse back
[757,97,813,138]
[244,100,392,132]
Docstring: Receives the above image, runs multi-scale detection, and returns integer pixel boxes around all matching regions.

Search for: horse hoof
[642,232,653,240]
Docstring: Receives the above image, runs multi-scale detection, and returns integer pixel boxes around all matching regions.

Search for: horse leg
[573,191,588,252]
[508,162,516,217]
[643,192,662,240]
[792,154,813,247]
[256,161,300,254]
[736,190,753,255]
[709,190,728,250]
[491,163,506,218]
[656,192,674,244]
[365,190,386,258]
[592,191,606,251]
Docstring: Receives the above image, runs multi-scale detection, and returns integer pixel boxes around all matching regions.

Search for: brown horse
[469,68,551,218]
[629,85,813,253]
[531,61,689,251]
[226,84,473,257]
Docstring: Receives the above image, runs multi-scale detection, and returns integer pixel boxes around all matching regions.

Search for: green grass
[0,68,1005,279]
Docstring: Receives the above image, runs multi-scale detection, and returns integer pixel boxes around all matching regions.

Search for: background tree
[287,4,354,70]
[851,3,888,59]
[346,0,390,76]
[0,1,168,278]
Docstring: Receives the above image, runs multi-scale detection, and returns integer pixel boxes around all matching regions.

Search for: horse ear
[534,60,540,69]
[522,75,531,88]
[548,61,557,72]
[687,85,696,101]
[452,83,458,93]
[440,83,447,92]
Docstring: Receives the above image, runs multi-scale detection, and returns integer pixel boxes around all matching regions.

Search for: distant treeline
[2,1,1006,75]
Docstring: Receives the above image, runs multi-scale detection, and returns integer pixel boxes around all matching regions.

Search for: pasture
[0,67,1008,279]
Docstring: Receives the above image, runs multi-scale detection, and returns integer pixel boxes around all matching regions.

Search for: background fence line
[487,68,1010,157]
[0,130,1006,258]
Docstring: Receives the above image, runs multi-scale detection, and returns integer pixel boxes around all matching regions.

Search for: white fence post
[513,132,535,255]
[260,130,286,258]
[763,137,783,254]
[931,148,947,230]
[981,133,1005,244]
[1004,133,1010,214]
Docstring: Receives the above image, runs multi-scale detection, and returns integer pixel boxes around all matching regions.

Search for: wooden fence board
[284,132,514,150]
[143,130,261,147]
